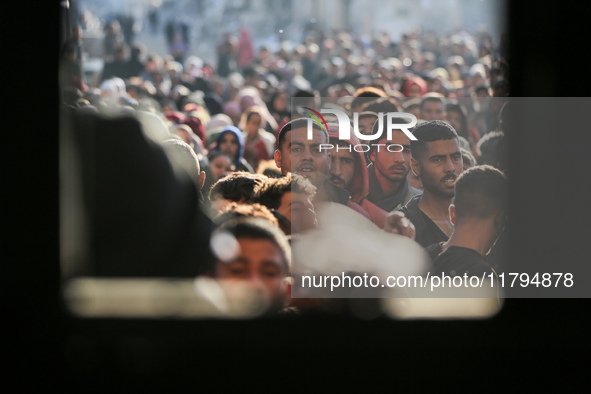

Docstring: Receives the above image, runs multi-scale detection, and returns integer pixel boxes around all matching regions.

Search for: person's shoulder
[410,187,423,197]
[399,193,421,213]
[435,246,484,263]
[425,241,444,261]
[433,246,490,276]
[347,199,372,220]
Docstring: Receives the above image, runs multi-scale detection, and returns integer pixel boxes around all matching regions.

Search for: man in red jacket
[274,118,415,238]
[326,124,388,228]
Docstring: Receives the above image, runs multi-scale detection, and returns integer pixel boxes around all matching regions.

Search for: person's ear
[281,276,292,307]
[494,210,506,234]
[411,157,420,177]
[198,171,206,190]
[274,149,281,169]
[369,148,376,163]
[449,204,456,225]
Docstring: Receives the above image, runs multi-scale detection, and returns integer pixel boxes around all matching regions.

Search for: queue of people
[60,17,509,316]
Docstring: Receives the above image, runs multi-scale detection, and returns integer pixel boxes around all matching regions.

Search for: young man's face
[369,131,412,183]
[445,110,462,133]
[421,100,445,121]
[219,132,239,158]
[329,143,356,190]
[358,116,378,136]
[214,237,286,308]
[275,127,330,186]
[277,191,317,233]
[405,105,421,120]
[412,139,462,199]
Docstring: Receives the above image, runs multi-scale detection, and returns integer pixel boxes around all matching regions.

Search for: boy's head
[209,172,268,212]
[209,218,291,312]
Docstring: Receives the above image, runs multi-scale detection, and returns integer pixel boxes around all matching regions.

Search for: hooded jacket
[327,128,387,228]
[213,125,254,173]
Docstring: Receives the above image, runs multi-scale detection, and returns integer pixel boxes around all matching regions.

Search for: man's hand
[384,211,415,240]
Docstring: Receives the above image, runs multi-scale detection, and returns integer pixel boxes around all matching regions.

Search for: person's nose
[249,272,265,290]
[391,149,405,164]
[301,146,313,161]
[443,156,455,173]
[331,158,341,176]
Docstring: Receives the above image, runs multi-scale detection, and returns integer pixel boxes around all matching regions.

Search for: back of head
[420,96,444,112]
[161,138,201,182]
[363,98,399,114]
[290,173,317,199]
[209,172,268,203]
[136,111,171,142]
[254,174,292,210]
[351,87,387,111]
[256,159,282,178]
[354,86,387,98]
[214,202,279,228]
[410,120,458,160]
[453,165,508,220]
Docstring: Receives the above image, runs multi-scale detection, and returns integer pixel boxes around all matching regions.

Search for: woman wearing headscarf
[211,125,254,173]
[402,76,427,97]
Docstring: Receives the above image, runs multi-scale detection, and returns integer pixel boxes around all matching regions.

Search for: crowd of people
[60,12,510,316]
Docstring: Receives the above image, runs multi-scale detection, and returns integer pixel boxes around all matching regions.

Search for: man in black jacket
[432,165,508,277]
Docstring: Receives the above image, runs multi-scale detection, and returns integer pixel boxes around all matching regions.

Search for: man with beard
[366,115,422,213]
[399,121,463,248]
[274,118,372,220]
[326,125,388,228]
